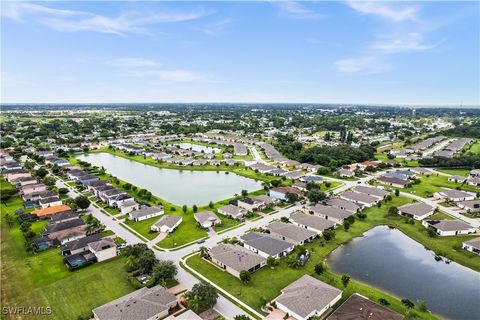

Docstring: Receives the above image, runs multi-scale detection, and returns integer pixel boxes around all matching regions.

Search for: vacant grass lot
[186,195,480,319]
[436,168,471,176]
[1,179,135,320]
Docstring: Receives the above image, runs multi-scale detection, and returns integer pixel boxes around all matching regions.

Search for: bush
[356,212,367,221]
[379,298,390,306]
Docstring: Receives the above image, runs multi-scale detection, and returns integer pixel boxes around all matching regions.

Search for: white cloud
[335,56,390,74]
[371,32,437,53]
[346,1,418,22]
[1,2,211,35]
[277,1,325,19]
[108,58,159,67]
[192,17,233,36]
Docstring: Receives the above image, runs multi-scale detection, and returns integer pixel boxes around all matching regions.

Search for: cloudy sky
[1,1,479,105]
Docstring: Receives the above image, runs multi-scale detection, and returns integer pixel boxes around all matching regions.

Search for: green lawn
[436,168,471,176]
[463,140,480,155]
[1,179,135,320]
[185,195,479,319]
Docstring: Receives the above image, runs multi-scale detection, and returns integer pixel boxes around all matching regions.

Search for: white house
[422,219,477,236]
[463,238,480,255]
[434,189,476,202]
[88,238,117,262]
[398,202,435,220]
[151,215,182,233]
[129,206,164,222]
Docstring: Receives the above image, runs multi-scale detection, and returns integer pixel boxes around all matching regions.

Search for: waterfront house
[463,238,480,255]
[237,197,265,211]
[273,275,342,320]
[92,285,177,320]
[208,244,266,278]
[218,204,248,219]
[398,202,435,220]
[266,221,317,245]
[327,293,403,320]
[448,175,467,183]
[422,219,476,236]
[240,232,294,259]
[129,205,164,222]
[289,212,336,235]
[120,200,140,215]
[151,215,182,233]
[194,211,221,228]
[269,186,302,201]
[61,234,103,256]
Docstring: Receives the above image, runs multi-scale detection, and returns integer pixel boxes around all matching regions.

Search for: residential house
[434,190,476,202]
[120,200,140,215]
[252,194,275,207]
[129,205,164,222]
[61,234,103,256]
[78,174,100,186]
[108,193,134,208]
[11,176,37,188]
[194,211,221,228]
[208,244,266,278]
[151,215,182,233]
[457,200,480,213]
[67,170,88,181]
[266,221,317,245]
[352,186,390,199]
[99,188,127,204]
[326,198,361,213]
[240,232,294,259]
[336,168,355,178]
[289,212,336,235]
[340,191,378,207]
[88,238,117,262]
[38,196,63,209]
[50,211,78,224]
[327,293,403,320]
[283,171,304,180]
[398,202,435,220]
[4,169,31,182]
[376,176,409,188]
[237,198,265,212]
[299,175,323,183]
[411,167,432,176]
[218,204,248,219]
[463,238,480,255]
[92,285,177,320]
[448,175,466,183]
[32,204,72,219]
[43,218,87,244]
[269,186,302,201]
[309,204,354,225]
[274,275,342,320]
[422,220,477,236]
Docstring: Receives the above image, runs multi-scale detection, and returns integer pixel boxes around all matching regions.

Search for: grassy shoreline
[185,195,479,319]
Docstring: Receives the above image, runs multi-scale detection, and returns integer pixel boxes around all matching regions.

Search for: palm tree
[188,294,201,312]
[199,246,208,258]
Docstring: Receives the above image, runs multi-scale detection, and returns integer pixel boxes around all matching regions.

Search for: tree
[388,206,398,216]
[314,263,325,275]
[285,192,298,203]
[316,167,331,175]
[417,300,428,312]
[75,196,91,210]
[343,220,351,231]
[356,212,367,221]
[199,246,208,258]
[306,189,326,204]
[240,270,251,284]
[58,187,69,195]
[241,189,248,197]
[152,260,177,283]
[5,213,14,228]
[35,167,48,178]
[193,205,198,213]
[427,227,437,238]
[187,283,218,313]
[323,230,336,241]
[208,201,214,209]
[379,298,390,306]
[395,189,400,196]
[267,256,277,269]
[341,274,350,287]
[234,315,252,320]
[182,205,188,213]
[401,298,415,309]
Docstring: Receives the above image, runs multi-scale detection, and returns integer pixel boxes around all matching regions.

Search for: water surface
[170,142,221,154]
[76,153,261,206]
[328,226,480,320]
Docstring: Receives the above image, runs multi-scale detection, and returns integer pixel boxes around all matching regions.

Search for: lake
[327,226,480,320]
[76,153,262,206]
[170,142,221,154]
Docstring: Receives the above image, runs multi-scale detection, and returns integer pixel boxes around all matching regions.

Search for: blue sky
[1,1,479,105]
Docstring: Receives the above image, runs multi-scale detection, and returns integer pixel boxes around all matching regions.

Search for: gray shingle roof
[341,191,378,204]
[130,206,164,219]
[326,198,361,213]
[154,215,182,229]
[463,238,480,250]
[194,211,220,225]
[267,221,317,244]
[276,275,341,319]
[209,244,266,273]
[310,204,354,221]
[93,285,176,320]
[398,202,434,217]
[89,237,115,252]
[352,186,390,198]
[240,232,293,256]
[425,219,474,232]
[289,212,336,232]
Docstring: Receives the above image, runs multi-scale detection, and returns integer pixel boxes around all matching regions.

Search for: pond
[327,226,480,320]
[170,142,221,154]
[76,153,262,206]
